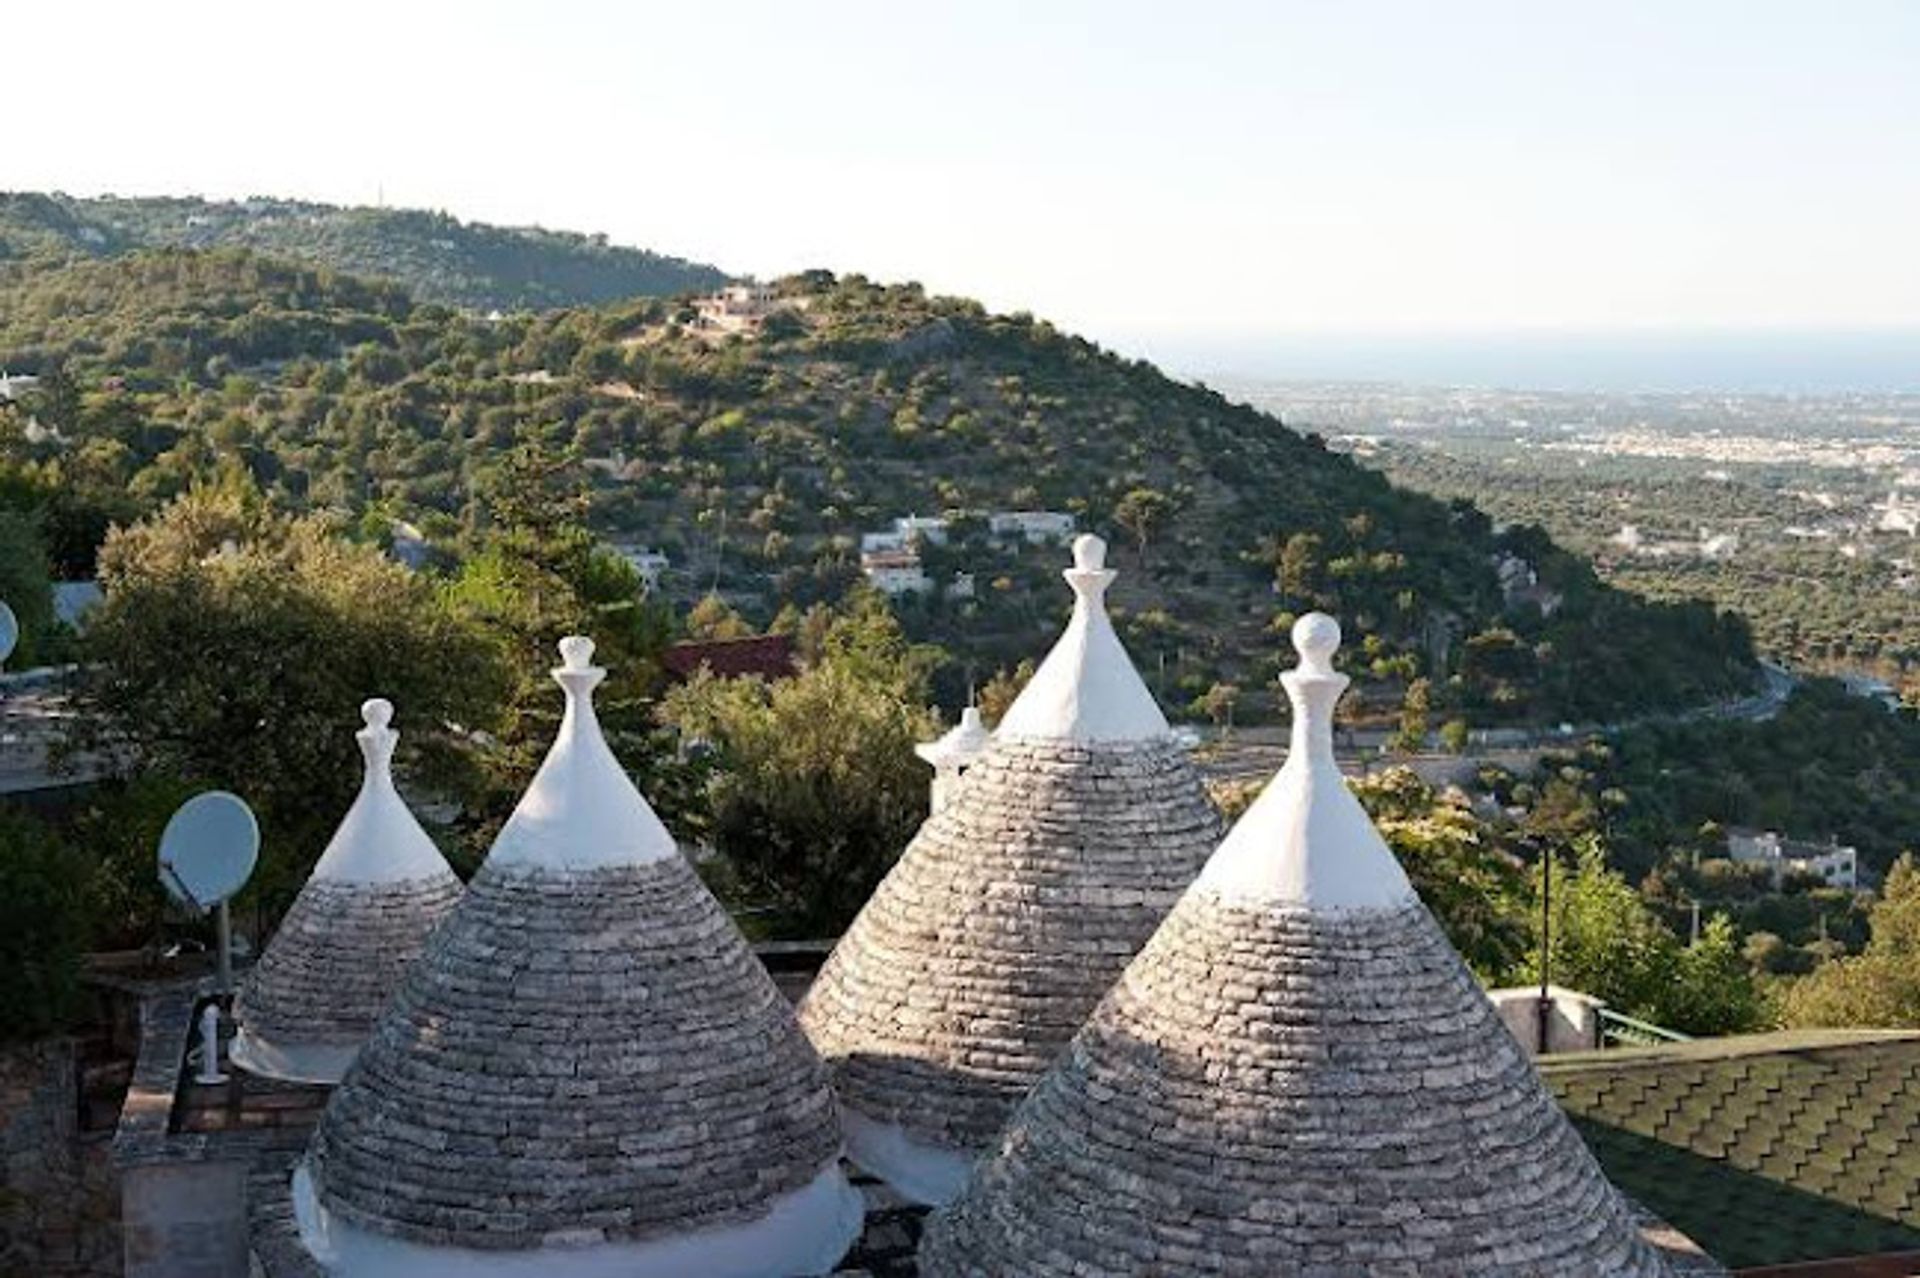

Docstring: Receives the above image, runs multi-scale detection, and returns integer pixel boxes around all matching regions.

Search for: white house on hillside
[1727,828,1859,890]
[861,547,932,596]
[988,511,1076,545]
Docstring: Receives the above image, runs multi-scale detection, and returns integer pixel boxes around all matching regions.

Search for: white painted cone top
[310,699,453,885]
[489,636,678,870]
[995,535,1169,744]
[916,705,993,770]
[1195,613,1416,910]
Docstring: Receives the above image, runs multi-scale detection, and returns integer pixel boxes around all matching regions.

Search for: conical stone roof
[918,613,1674,1277]
[295,637,862,1278]
[798,535,1222,1205]
[232,698,461,1084]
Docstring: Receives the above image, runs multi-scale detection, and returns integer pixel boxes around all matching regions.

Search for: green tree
[0,810,88,1042]
[978,659,1036,727]
[78,484,509,903]
[1112,487,1174,565]
[1198,681,1240,735]
[685,593,754,641]
[1514,839,1675,1017]
[660,600,939,935]
[1273,532,1324,604]
[1784,856,1920,1028]
[1354,769,1531,980]
[1657,914,1767,1035]
[1509,837,1762,1036]
[0,508,54,667]
[1391,676,1432,754]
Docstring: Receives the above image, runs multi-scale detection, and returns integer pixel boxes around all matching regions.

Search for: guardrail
[1598,1006,1692,1049]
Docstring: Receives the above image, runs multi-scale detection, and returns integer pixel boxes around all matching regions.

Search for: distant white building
[862,515,950,556]
[1726,828,1859,890]
[0,372,40,402]
[861,548,932,596]
[1877,492,1918,537]
[1698,531,1740,561]
[988,511,1076,545]
[612,545,671,592]
[1491,552,1562,617]
[892,514,949,545]
[692,283,782,334]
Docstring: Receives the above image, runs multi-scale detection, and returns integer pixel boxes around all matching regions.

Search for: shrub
[0,811,89,1042]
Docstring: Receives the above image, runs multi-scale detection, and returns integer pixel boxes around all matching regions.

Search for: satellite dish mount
[158,791,260,996]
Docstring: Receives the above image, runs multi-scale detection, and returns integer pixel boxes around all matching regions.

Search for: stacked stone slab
[294,637,861,1278]
[920,613,1675,1277]
[799,535,1222,1205]
[232,698,461,1084]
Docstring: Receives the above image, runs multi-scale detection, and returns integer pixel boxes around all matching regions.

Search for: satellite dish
[158,791,260,913]
[0,600,17,668]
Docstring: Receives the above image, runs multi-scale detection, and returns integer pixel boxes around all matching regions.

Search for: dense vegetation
[0,246,1758,729]
[0,192,727,312]
[1365,442,1919,694]
[1346,769,1764,1036]
[1426,684,1917,1015]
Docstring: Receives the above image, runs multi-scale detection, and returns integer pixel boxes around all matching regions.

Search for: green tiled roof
[1543,1031,1920,1269]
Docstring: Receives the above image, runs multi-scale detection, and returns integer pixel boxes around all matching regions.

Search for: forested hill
[0,192,728,312]
[0,248,1759,725]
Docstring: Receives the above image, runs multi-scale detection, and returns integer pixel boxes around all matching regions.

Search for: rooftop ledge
[1538,1028,1920,1075]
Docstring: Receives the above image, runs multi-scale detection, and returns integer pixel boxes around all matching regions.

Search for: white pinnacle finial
[553,634,607,697]
[1291,612,1341,678]
[308,695,451,884]
[559,634,596,671]
[1283,613,1347,763]
[488,634,676,869]
[1195,609,1414,910]
[993,535,1167,743]
[356,698,398,780]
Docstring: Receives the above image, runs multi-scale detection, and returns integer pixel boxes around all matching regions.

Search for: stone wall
[0,1038,120,1276]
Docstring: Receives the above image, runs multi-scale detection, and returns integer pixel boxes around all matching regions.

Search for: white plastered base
[292,1157,864,1278]
[229,1029,361,1086]
[840,1108,976,1207]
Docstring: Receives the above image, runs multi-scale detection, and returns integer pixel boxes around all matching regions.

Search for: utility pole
[1537,845,1553,1056]
[1689,897,1701,946]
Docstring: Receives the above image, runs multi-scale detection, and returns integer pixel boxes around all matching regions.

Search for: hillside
[0,247,1759,725]
[0,192,728,312]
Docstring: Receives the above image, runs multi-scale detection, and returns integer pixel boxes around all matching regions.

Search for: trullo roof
[797,535,1222,1205]
[231,698,461,1084]
[914,704,991,771]
[918,613,1674,1277]
[294,637,862,1278]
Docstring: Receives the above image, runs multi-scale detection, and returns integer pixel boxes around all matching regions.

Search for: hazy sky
[6,1,1918,371]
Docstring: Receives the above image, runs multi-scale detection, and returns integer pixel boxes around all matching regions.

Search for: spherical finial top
[360,698,394,732]
[1071,533,1107,573]
[1292,612,1341,673]
[558,635,596,672]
